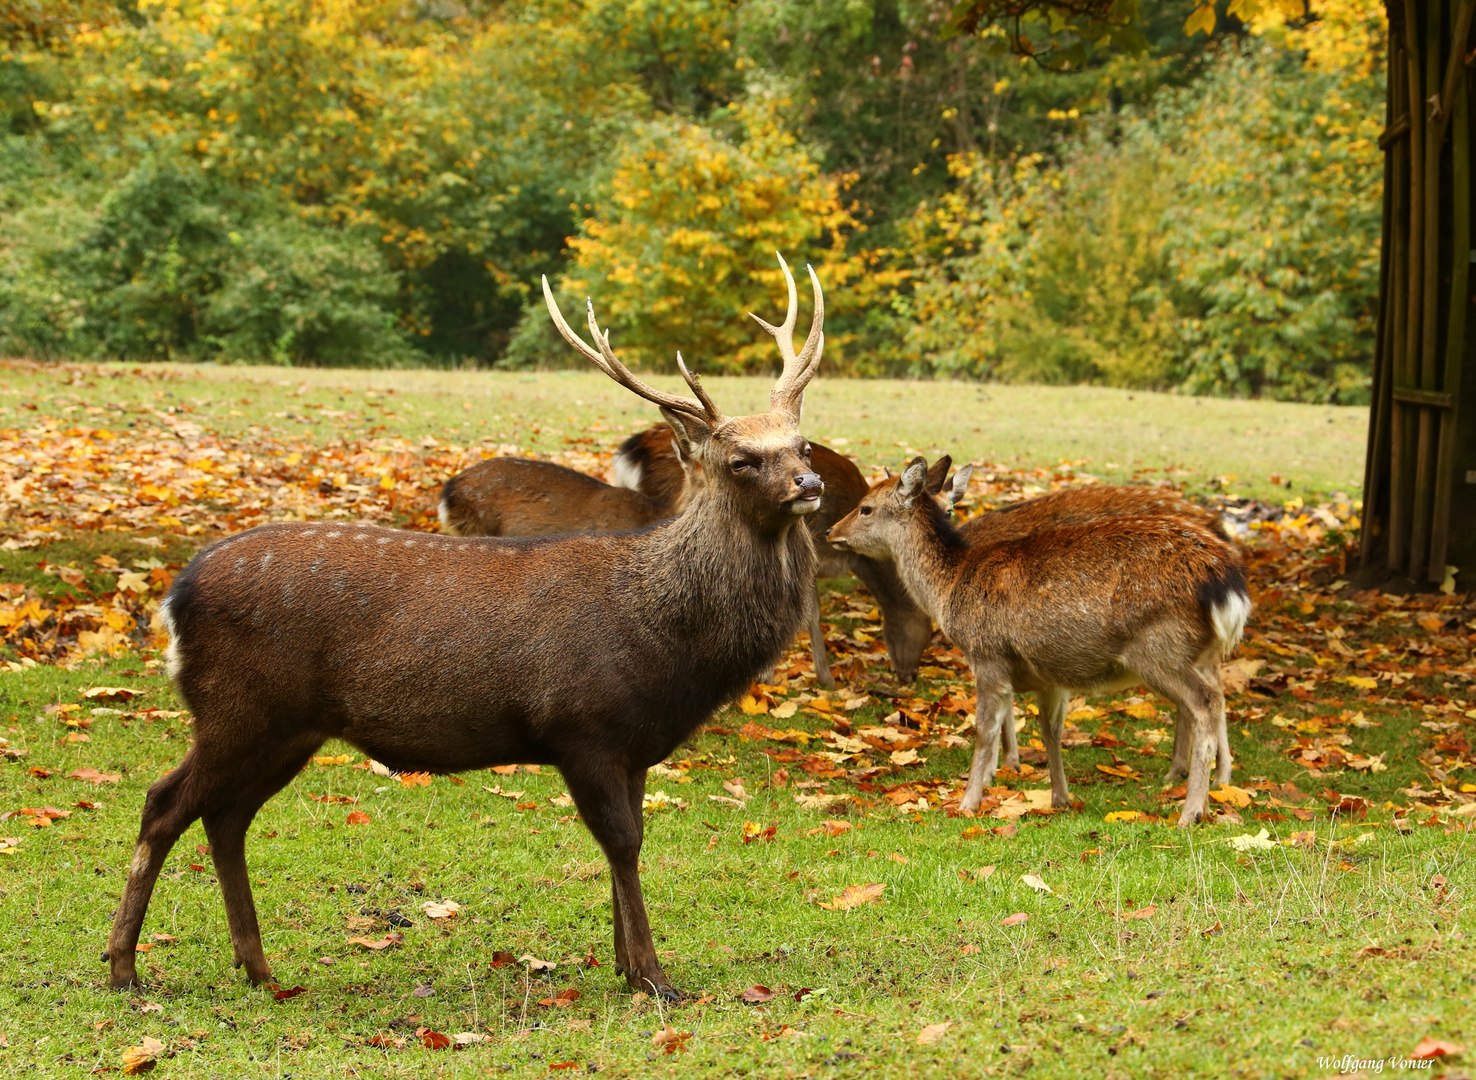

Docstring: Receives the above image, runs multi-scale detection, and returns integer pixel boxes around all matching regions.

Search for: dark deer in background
[828,458,1249,825]
[105,255,827,998]
[436,454,690,538]
[936,471,1237,785]
[615,423,933,687]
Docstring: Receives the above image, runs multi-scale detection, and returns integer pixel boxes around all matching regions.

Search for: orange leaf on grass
[1000,912,1029,927]
[1410,1037,1462,1060]
[818,882,885,911]
[345,811,371,826]
[417,1028,451,1050]
[917,1021,953,1045]
[67,767,121,784]
[273,986,307,1001]
[120,1036,165,1075]
[741,985,775,1003]
[1118,905,1157,920]
[399,772,432,788]
[348,933,404,950]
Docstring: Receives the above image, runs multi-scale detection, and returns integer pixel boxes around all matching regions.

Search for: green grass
[0,360,1469,1079]
[0,360,1367,502]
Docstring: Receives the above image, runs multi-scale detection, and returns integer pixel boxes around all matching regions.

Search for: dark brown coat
[105,255,829,999]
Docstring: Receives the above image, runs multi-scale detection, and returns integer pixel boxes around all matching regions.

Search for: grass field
[0,360,1368,501]
[1,360,1471,1080]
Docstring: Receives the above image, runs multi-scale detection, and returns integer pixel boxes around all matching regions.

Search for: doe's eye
[859,505,873,516]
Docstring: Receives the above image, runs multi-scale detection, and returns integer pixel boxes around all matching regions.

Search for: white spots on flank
[325,531,342,538]
[130,841,151,876]
[259,552,274,570]
[353,534,368,543]
[376,536,392,545]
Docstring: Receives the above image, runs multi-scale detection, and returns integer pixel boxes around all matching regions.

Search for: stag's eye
[859,505,873,516]
[802,444,812,459]
[730,458,756,474]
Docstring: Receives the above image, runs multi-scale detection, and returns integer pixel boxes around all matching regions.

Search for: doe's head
[542,253,826,531]
[827,455,954,558]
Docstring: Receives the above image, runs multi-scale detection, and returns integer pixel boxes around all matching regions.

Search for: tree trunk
[1359,0,1476,592]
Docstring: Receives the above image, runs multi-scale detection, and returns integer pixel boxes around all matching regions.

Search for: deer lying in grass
[828,458,1249,825]
[935,468,1237,785]
[105,254,827,998]
[437,455,688,538]
[616,423,933,686]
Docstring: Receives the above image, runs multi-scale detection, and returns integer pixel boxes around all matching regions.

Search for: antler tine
[676,351,720,418]
[751,255,825,416]
[748,250,799,356]
[541,275,719,423]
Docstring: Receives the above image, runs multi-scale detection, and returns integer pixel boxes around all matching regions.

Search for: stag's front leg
[564,762,677,999]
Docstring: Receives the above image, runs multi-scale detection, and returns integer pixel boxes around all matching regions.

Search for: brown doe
[615,423,933,686]
[437,454,686,538]
[828,458,1250,825]
[937,470,1238,786]
[104,254,828,998]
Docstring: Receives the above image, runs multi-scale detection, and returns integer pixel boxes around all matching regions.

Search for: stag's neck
[893,501,970,628]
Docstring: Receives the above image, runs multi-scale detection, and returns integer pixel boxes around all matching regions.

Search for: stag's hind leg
[106,746,213,988]
[202,733,325,985]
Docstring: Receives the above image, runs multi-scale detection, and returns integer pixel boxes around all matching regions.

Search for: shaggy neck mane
[628,482,816,728]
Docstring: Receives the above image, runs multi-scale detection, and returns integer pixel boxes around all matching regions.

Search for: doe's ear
[924,455,953,496]
[660,408,711,461]
[897,456,930,500]
[947,464,974,509]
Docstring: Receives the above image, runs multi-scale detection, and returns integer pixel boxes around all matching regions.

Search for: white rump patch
[611,451,644,493]
[437,496,459,535]
[159,596,183,682]
[1211,590,1252,655]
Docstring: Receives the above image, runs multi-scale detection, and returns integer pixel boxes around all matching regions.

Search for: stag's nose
[795,472,823,499]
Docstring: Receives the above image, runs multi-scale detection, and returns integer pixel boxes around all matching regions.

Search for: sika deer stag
[937,470,1237,784]
[614,424,933,686]
[105,254,827,998]
[828,458,1249,826]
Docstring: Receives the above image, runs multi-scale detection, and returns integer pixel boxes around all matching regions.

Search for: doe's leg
[1036,687,1072,809]
[961,669,1012,813]
[1150,671,1220,827]
[806,585,835,690]
[999,691,1019,771]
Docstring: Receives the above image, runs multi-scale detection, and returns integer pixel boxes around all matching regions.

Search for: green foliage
[0,0,1386,397]
[903,36,1383,403]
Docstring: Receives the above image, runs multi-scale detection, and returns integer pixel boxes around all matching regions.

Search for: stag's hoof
[109,971,141,991]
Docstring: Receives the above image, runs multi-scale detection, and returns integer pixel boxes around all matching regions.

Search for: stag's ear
[924,455,953,496]
[898,457,930,501]
[947,464,974,509]
[660,408,711,460]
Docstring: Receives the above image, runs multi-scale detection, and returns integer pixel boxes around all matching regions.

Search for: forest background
[0,0,1385,403]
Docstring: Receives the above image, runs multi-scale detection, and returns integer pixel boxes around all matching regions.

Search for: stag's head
[543,253,826,531]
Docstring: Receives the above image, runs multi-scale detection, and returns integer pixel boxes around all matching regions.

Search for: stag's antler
[749,252,824,418]
[542,276,723,425]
